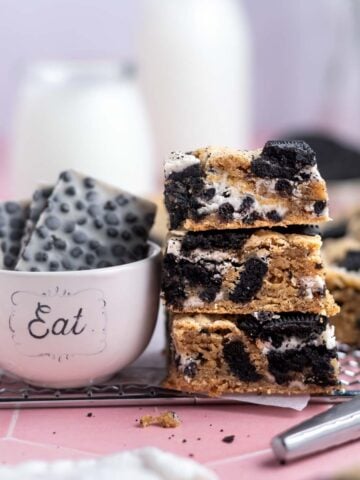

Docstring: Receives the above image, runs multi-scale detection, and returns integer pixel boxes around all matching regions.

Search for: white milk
[10,61,155,197]
[138,0,252,162]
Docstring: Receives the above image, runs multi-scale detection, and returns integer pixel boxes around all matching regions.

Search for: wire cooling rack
[0,344,357,409]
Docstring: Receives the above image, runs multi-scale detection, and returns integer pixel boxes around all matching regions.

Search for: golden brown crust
[163,372,337,397]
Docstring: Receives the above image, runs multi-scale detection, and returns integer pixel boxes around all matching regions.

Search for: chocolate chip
[314,200,327,215]
[61,258,73,270]
[49,261,60,271]
[45,216,61,231]
[243,211,262,225]
[238,196,254,215]
[63,221,76,234]
[60,171,71,182]
[75,200,85,211]
[275,179,293,195]
[83,177,95,189]
[5,202,20,214]
[85,253,95,266]
[218,203,234,221]
[125,212,138,224]
[70,246,83,258]
[183,362,197,379]
[104,201,117,211]
[73,231,88,244]
[65,186,76,196]
[77,217,87,226]
[116,194,129,206]
[53,237,67,250]
[93,219,103,229]
[89,240,100,251]
[202,188,216,200]
[4,255,16,269]
[106,227,118,238]
[266,210,282,222]
[104,212,119,226]
[35,252,48,262]
[199,287,218,303]
[121,230,132,241]
[86,191,98,202]
[60,203,70,213]
[43,241,53,251]
[88,204,101,218]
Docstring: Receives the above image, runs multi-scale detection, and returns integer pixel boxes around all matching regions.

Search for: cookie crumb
[86,412,93,418]
[139,411,181,428]
[222,435,235,444]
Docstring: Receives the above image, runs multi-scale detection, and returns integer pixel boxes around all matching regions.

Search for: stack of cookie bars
[162,141,340,396]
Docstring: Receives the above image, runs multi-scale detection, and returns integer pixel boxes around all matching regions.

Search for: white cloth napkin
[0,448,217,480]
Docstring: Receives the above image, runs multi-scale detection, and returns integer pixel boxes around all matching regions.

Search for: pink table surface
[0,402,358,479]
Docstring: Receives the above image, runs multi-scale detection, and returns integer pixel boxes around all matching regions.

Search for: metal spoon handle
[271,397,360,462]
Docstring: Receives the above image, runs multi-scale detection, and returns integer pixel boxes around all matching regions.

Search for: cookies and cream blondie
[162,229,338,316]
[165,141,329,231]
[164,313,339,395]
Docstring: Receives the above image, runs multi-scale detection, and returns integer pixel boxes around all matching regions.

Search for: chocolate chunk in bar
[16,170,156,271]
[0,201,29,269]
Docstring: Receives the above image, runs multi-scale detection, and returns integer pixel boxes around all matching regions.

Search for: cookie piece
[164,313,339,396]
[164,141,329,231]
[0,201,29,269]
[323,236,360,344]
[162,229,339,316]
[16,171,156,271]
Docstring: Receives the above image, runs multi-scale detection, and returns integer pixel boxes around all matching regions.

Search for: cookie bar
[162,229,339,316]
[322,208,360,241]
[20,186,53,250]
[16,170,156,272]
[164,313,339,395]
[323,237,360,344]
[164,140,329,231]
[0,201,29,269]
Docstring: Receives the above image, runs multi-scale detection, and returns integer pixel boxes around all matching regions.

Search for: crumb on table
[139,411,181,428]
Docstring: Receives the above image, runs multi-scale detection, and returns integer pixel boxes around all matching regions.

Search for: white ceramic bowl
[0,241,161,388]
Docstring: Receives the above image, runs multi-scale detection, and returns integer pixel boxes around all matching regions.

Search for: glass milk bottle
[138,0,251,167]
[10,61,155,198]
